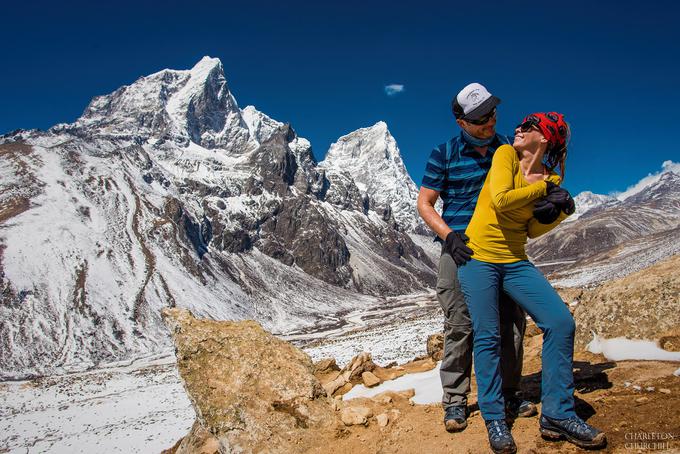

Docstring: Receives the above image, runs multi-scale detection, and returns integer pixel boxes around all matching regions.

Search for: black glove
[444,231,473,265]
[533,198,561,224]
[545,185,575,215]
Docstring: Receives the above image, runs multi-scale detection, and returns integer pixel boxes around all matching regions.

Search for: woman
[457,112,607,453]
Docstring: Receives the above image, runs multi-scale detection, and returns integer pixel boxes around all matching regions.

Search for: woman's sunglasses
[516,119,540,132]
[464,108,496,125]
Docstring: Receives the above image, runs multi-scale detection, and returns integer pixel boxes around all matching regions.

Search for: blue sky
[1,0,678,195]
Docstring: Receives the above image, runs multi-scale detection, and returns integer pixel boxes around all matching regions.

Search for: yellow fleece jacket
[464,144,568,263]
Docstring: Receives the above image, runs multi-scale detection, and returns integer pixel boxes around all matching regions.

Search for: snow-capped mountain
[562,162,680,223]
[564,191,619,222]
[0,57,436,379]
[615,160,680,201]
[528,165,680,285]
[320,122,424,233]
[63,56,255,152]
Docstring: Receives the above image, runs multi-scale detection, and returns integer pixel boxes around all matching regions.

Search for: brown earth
[162,310,680,454]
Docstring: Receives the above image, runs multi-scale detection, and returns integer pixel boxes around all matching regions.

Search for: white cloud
[612,160,680,200]
[384,84,404,96]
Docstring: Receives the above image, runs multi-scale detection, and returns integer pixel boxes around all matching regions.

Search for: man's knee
[444,318,472,343]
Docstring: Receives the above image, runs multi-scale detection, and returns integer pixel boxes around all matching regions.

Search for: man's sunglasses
[464,108,496,125]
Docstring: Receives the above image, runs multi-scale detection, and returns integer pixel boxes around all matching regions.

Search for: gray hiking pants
[437,247,526,408]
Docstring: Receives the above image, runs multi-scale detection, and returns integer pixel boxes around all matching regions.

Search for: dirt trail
[163,332,680,454]
[307,352,680,453]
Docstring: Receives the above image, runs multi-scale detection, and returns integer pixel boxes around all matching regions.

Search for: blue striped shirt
[421,132,512,233]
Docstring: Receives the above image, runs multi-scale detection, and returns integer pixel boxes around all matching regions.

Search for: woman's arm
[489,145,548,212]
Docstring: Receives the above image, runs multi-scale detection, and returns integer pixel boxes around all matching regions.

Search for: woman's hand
[545,182,576,215]
[533,199,561,224]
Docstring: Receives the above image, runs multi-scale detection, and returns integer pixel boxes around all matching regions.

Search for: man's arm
[417,186,451,241]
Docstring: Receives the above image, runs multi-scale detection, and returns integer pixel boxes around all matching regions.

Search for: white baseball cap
[452,82,501,120]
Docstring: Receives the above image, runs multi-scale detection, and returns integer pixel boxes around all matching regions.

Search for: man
[417,83,537,432]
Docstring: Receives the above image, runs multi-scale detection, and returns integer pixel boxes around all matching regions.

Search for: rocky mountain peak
[620,167,680,207]
[616,162,680,202]
[59,56,254,152]
[566,191,619,222]
[323,121,397,169]
[320,122,422,232]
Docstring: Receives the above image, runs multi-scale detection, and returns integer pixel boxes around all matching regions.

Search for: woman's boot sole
[539,427,607,449]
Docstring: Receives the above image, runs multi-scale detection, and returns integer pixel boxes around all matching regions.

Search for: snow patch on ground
[586,333,680,362]
[343,362,442,404]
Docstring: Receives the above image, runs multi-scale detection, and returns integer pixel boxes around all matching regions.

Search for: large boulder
[573,254,680,348]
[161,308,337,454]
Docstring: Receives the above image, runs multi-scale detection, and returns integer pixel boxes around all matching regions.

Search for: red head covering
[522,112,568,151]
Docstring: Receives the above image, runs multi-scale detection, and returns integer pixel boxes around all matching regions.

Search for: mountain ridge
[0,57,436,379]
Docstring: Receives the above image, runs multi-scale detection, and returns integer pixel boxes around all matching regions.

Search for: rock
[660,388,671,394]
[171,421,220,454]
[389,409,401,421]
[371,366,407,382]
[361,371,381,388]
[397,389,416,399]
[635,396,649,403]
[345,352,376,380]
[161,308,337,454]
[371,393,393,404]
[376,413,390,427]
[323,380,343,397]
[371,389,415,403]
[340,406,373,426]
[314,358,340,374]
[322,352,377,396]
[402,357,437,374]
[333,382,354,397]
[426,333,444,361]
[660,336,680,352]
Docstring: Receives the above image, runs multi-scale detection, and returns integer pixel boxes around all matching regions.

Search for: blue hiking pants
[457,259,576,421]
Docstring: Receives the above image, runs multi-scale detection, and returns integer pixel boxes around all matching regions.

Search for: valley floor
[0,293,440,454]
[2,291,679,453]
[0,356,193,454]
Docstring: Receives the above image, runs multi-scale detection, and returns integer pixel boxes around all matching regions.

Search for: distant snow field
[0,356,193,454]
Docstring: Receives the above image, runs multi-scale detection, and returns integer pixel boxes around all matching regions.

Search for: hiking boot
[443,405,467,432]
[539,414,607,449]
[505,395,537,419]
[485,419,517,454]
